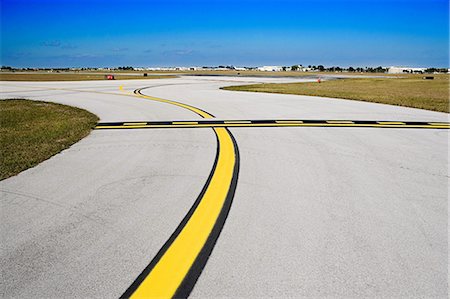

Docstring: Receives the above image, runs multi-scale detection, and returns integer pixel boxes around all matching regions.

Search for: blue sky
[1,0,448,67]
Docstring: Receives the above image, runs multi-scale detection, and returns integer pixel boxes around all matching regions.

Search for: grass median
[0,99,98,180]
[222,75,449,113]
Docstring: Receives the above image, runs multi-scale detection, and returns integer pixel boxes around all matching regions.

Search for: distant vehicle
[105,74,115,80]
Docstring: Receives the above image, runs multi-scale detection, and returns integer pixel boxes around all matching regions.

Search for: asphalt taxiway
[1,76,448,298]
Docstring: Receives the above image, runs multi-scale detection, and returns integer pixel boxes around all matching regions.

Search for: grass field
[223,75,449,113]
[0,99,98,180]
[152,70,398,77]
[89,69,398,77]
[0,73,176,81]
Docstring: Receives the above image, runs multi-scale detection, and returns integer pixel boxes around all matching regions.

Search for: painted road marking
[276,120,304,124]
[122,129,239,298]
[119,88,240,298]
[326,120,355,124]
[134,88,214,119]
[377,121,406,125]
[96,119,450,130]
[224,120,251,124]
[172,121,198,125]
[123,122,148,126]
[428,122,450,126]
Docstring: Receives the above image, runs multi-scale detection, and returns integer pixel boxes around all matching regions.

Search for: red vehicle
[105,74,115,80]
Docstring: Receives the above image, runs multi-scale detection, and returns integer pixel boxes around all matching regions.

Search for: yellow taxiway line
[120,88,239,299]
[128,129,236,298]
[96,121,450,130]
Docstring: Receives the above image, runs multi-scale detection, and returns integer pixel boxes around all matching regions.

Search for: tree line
[290,65,448,73]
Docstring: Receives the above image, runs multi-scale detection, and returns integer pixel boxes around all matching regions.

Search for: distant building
[257,66,283,72]
[387,66,427,74]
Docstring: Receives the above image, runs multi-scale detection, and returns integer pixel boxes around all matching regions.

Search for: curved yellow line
[131,128,235,298]
[135,90,214,119]
[128,89,237,298]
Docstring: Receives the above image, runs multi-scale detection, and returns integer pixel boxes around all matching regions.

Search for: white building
[257,66,283,72]
[387,66,427,74]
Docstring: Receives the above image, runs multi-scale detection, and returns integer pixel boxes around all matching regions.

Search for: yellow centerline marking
[428,122,450,126]
[326,120,354,124]
[377,121,405,125]
[172,121,198,125]
[119,88,238,298]
[130,128,235,298]
[123,122,147,126]
[275,120,304,124]
[135,90,214,119]
[224,120,251,124]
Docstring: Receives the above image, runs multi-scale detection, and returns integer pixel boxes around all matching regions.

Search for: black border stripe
[173,128,240,298]
[136,87,216,118]
[97,120,450,128]
[122,88,242,298]
[250,120,277,124]
[96,122,450,130]
[120,131,222,299]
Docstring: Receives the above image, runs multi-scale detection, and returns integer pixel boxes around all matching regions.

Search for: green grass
[223,75,449,113]
[0,99,99,180]
[0,73,176,81]
[170,70,396,77]
[107,69,397,77]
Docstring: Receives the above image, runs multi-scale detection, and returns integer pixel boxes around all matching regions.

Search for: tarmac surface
[0,76,448,298]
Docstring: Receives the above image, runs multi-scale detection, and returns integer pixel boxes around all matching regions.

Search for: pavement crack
[0,189,114,228]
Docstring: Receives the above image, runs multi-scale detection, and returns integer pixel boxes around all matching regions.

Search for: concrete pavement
[1,76,448,298]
